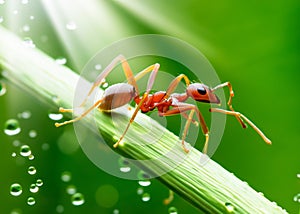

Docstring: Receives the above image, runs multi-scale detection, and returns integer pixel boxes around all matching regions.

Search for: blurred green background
[0,0,299,213]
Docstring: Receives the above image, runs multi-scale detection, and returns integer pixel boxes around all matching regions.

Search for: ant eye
[197,87,207,95]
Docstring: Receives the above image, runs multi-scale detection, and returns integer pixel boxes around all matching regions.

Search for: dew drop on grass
[225,202,235,212]
[297,174,300,179]
[168,207,178,214]
[20,145,31,157]
[29,184,39,193]
[23,37,35,48]
[66,21,77,31]
[66,185,77,195]
[10,183,22,196]
[0,81,6,96]
[4,119,21,136]
[48,112,63,121]
[293,193,300,203]
[71,193,85,206]
[11,152,17,157]
[36,179,43,187]
[28,154,35,160]
[55,57,67,65]
[137,170,150,180]
[28,166,36,175]
[13,140,21,147]
[141,193,150,202]
[61,171,72,182]
[118,157,131,173]
[27,197,35,206]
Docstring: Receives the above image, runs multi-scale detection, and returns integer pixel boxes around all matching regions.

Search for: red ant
[55,55,271,154]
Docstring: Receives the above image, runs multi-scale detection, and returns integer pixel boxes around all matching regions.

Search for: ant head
[186,83,220,104]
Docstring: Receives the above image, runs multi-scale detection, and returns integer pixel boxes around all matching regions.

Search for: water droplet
[11,152,17,157]
[102,82,109,88]
[138,180,151,187]
[119,157,131,173]
[56,205,64,213]
[28,130,37,138]
[13,140,21,147]
[0,81,6,96]
[10,183,22,196]
[22,25,30,32]
[66,21,77,31]
[71,193,85,206]
[21,0,29,4]
[137,171,150,180]
[4,119,21,136]
[28,166,36,175]
[0,16,3,23]
[18,110,31,119]
[23,37,35,48]
[20,145,31,157]
[36,179,43,187]
[28,154,35,160]
[48,111,63,121]
[225,202,235,212]
[29,15,34,20]
[0,0,5,5]
[66,185,76,195]
[55,57,67,65]
[27,197,35,205]
[95,64,102,70]
[10,208,22,214]
[168,207,178,214]
[61,171,72,182]
[137,187,143,195]
[141,193,150,202]
[41,143,50,151]
[293,193,300,203]
[113,209,119,214]
[29,184,39,193]
[297,174,300,179]
[120,166,131,173]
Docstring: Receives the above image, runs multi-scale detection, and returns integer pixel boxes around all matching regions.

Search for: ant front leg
[159,103,209,154]
[210,108,271,144]
[212,82,247,128]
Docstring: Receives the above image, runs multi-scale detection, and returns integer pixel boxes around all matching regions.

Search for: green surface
[0,1,299,213]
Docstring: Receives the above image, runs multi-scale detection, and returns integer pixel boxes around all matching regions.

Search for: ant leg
[78,54,139,108]
[212,82,247,128]
[164,74,191,99]
[159,103,209,154]
[210,108,272,144]
[55,99,103,127]
[163,190,174,205]
[113,64,160,148]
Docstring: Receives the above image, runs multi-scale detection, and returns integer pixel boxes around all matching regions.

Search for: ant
[55,55,271,154]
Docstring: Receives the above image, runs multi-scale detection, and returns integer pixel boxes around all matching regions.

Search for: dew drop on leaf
[20,145,31,157]
[27,197,35,206]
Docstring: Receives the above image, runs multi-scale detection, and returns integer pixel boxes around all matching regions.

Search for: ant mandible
[55,55,271,154]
